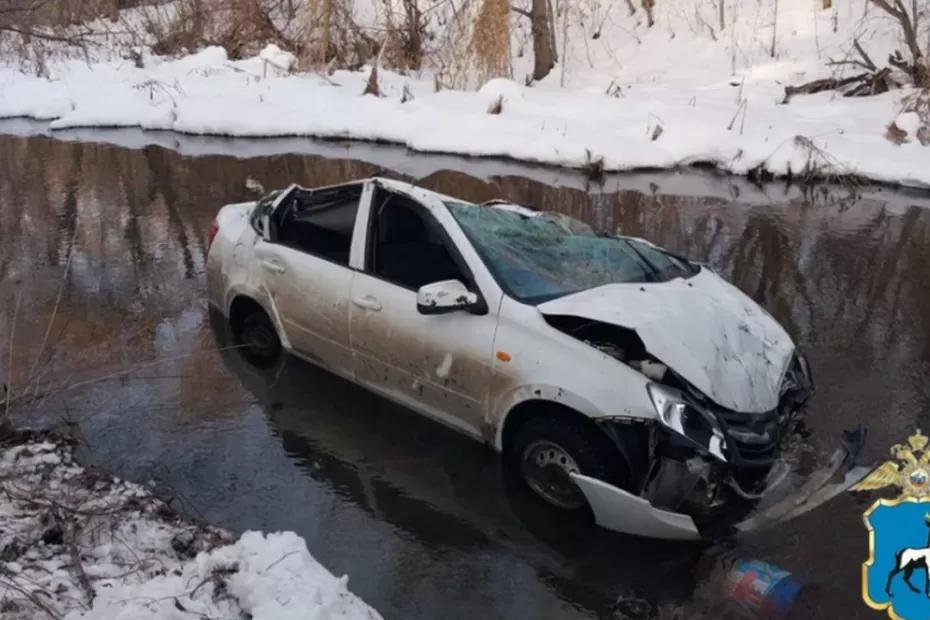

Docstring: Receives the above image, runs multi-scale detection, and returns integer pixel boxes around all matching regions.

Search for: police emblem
[854,430,930,618]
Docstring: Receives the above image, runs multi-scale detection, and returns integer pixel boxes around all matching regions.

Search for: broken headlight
[647,383,727,462]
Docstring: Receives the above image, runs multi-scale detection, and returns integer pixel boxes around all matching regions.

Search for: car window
[446,201,698,304]
[366,190,468,290]
[274,184,362,265]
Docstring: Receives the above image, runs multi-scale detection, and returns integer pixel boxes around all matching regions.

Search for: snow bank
[0,432,380,620]
[1,0,929,188]
[3,45,927,187]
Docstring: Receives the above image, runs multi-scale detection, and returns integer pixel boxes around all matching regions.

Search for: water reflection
[2,125,930,619]
[212,315,703,617]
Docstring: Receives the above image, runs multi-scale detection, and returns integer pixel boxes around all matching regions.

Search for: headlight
[647,383,727,462]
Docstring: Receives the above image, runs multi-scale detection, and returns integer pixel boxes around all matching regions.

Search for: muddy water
[2,121,930,619]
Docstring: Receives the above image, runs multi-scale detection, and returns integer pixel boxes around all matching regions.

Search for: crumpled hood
[538,268,795,413]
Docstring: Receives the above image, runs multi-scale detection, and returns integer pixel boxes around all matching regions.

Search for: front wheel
[233,309,282,367]
[511,416,627,512]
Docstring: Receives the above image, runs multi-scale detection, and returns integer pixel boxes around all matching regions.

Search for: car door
[254,182,370,378]
[348,187,498,439]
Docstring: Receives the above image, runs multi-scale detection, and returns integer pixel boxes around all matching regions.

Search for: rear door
[348,187,497,439]
[255,182,370,378]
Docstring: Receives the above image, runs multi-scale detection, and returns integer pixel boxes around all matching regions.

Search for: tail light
[207,220,219,253]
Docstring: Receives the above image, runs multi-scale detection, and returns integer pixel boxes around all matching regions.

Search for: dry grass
[294,0,375,71]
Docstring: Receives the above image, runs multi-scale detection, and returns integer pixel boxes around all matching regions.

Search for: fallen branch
[782,72,869,102]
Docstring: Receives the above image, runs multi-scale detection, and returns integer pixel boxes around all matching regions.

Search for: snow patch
[0,432,380,620]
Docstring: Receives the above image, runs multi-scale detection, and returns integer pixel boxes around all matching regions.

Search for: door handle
[260,260,286,274]
[352,296,382,312]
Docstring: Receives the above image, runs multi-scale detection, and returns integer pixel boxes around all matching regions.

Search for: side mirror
[417,279,479,315]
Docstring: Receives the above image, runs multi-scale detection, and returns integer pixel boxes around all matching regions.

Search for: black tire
[510,415,627,513]
[233,309,282,368]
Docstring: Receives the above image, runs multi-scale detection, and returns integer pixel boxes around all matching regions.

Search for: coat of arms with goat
[855,430,930,619]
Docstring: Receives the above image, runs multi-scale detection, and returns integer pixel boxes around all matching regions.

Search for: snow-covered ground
[0,431,380,620]
[0,0,929,187]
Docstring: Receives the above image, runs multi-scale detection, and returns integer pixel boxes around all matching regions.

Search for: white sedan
[207,177,861,540]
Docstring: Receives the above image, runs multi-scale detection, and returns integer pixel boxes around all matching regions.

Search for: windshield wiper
[622,240,662,282]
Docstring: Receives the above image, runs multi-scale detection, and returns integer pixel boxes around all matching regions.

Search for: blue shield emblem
[864,498,930,618]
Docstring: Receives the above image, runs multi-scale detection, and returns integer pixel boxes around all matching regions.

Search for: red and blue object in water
[726,559,801,620]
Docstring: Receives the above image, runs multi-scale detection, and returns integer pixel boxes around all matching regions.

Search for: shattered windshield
[447,202,698,304]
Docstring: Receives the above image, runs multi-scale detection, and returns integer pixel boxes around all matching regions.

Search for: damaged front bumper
[571,427,871,541]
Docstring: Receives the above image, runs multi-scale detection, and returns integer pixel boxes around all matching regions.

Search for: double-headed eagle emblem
[852,430,930,499]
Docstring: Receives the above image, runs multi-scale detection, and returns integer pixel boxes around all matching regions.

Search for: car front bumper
[571,426,870,541]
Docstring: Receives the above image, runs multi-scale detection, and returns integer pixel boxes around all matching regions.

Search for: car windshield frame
[250,188,286,237]
[445,201,699,305]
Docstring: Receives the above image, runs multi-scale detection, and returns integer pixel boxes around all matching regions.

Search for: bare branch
[853,37,878,71]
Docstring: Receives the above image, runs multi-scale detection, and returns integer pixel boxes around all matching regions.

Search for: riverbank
[2,44,929,189]
[0,429,379,620]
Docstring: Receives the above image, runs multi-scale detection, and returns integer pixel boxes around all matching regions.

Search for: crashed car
[206,177,864,540]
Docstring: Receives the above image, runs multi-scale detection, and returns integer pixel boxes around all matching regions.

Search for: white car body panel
[538,269,795,413]
[349,269,497,439]
[570,474,700,540]
[256,242,356,375]
[488,296,657,449]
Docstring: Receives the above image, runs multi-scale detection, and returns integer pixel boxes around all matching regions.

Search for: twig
[2,483,130,518]
[26,227,78,401]
[57,512,95,606]
[853,37,878,71]
[727,99,747,130]
[260,550,301,574]
[5,292,21,421]
[0,575,63,620]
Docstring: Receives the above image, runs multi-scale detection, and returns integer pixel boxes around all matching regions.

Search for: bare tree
[770,0,779,57]
[513,0,558,80]
[870,0,928,85]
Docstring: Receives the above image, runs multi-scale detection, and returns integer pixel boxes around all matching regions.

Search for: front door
[349,189,497,438]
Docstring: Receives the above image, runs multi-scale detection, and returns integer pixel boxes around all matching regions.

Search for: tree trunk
[531,0,556,80]
[642,0,655,27]
[719,1,725,30]
[770,0,779,57]
[403,0,422,70]
[321,0,333,64]
[107,0,121,22]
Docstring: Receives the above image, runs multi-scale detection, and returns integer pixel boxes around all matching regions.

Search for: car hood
[537,268,795,414]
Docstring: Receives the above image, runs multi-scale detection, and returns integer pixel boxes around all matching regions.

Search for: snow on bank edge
[2,45,930,189]
[0,431,380,620]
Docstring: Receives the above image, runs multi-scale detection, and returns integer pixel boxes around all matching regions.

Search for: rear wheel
[511,416,627,512]
[233,309,281,367]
